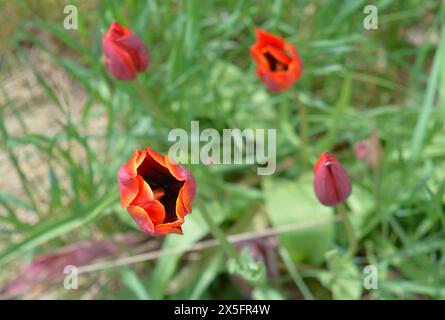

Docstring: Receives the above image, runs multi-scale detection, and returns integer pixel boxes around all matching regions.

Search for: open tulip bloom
[117,147,196,235]
[102,21,149,81]
[313,152,352,207]
[250,28,303,92]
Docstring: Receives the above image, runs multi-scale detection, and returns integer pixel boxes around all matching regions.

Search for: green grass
[0,0,444,299]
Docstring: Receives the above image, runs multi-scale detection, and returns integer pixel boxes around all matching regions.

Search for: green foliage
[0,0,444,300]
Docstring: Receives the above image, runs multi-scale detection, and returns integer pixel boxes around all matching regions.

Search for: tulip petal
[313,153,352,207]
[286,44,303,80]
[115,35,149,72]
[102,38,138,80]
[256,28,285,49]
[130,176,166,227]
[102,21,149,81]
[127,205,155,234]
[164,156,187,181]
[117,150,146,208]
[329,161,352,202]
[164,156,196,214]
[181,176,196,213]
[155,220,184,235]
[107,21,132,39]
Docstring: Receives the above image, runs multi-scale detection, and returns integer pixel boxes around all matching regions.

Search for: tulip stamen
[152,188,165,200]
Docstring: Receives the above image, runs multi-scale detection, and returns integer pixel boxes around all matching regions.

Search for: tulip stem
[295,92,309,169]
[336,203,357,260]
[198,200,241,266]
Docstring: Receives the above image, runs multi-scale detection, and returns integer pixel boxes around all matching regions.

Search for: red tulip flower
[102,21,149,81]
[313,152,352,207]
[250,28,303,92]
[117,147,196,235]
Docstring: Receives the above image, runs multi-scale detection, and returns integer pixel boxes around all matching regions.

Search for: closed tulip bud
[313,152,352,207]
[102,21,149,81]
[354,129,384,170]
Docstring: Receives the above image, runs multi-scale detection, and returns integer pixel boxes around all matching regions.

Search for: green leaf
[319,250,363,300]
[228,247,266,287]
[411,27,444,162]
[251,286,285,300]
[263,175,334,265]
[119,267,150,300]
[0,191,118,265]
[148,203,226,299]
[190,252,224,299]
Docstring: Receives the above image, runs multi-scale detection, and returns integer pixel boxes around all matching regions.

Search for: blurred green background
[0,0,444,299]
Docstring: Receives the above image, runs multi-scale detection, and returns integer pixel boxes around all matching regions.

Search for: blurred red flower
[313,152,352,207]
[117,147,196,235]
[102,21,149,81]
[354,128,384,170]
[250,28,303,92]
[1,234,144,298]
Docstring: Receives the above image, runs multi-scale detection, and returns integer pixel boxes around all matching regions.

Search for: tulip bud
[102,21,149,81]
[313,152,352,207]
[354,129,384,170]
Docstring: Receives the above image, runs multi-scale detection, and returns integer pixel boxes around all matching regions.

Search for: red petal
[154,220,184,235]
[257,69,292,92]
[117,150,146,208]
[286,44,303,81]
[313,154,352,207]
[164,156,196,214]
[329,161,352,202]
[106,21,132,39]
[255,28,285,49]
[127,205,155,234]
[130,176,166,226]
[181,176,196,213]
[102,37,137,80]
[115,35,149,72]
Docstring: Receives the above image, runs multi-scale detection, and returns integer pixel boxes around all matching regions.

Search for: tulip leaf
[263,175,334,265]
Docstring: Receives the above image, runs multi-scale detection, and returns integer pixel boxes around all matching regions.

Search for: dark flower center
[263,52,288,72]
[137,158,184,224]
[155,181,184,223]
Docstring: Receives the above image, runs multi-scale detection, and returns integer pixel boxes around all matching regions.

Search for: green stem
[198,200,241,266]
[373,169,388,236]
[279,247,314,300]
[133,81,175,128]
[295,92,309,169]
[336,203,357,260]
